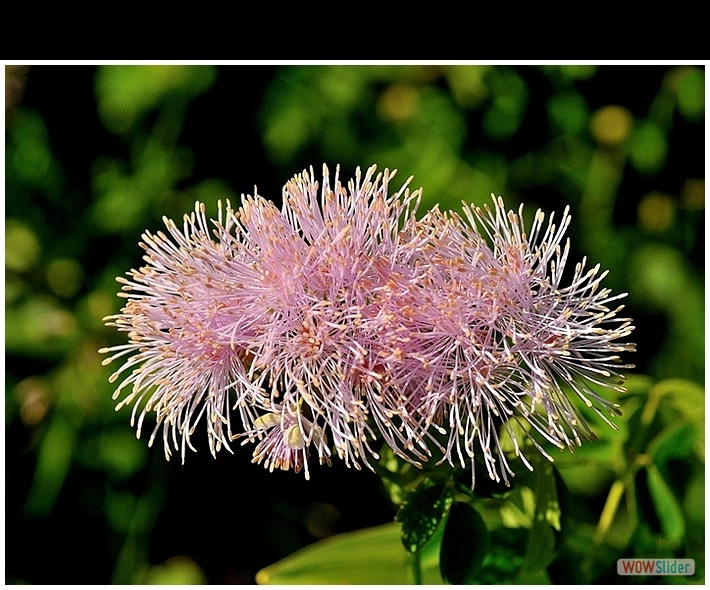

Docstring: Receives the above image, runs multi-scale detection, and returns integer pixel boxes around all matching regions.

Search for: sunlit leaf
[533,459,562,532]
[518,459,560,574]
[256,523,443,585]
[500,486,535,529]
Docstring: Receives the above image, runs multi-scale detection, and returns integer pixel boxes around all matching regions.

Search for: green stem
[411,549,423,585]
[593,478,625,545]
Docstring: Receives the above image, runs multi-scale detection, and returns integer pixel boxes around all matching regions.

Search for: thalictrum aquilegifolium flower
[101,164,635,485]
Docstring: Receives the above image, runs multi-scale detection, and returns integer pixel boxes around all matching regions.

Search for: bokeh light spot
[590,105,633,145]
[5,220,41,272]
[15,377,52,426]
[681,178,705,210]
[637,192,675,233]
[46,258,83,298]
[378,84,420,122]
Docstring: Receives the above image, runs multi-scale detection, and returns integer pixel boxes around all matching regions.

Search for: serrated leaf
[646,464,685,543]
[395,482,452,554]
[440,501,490,584]
[256,523,444,585]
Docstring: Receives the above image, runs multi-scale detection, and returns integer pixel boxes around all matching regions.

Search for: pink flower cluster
[102,165,635,485]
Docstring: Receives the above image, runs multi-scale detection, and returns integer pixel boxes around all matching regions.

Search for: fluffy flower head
[102,164,635,486]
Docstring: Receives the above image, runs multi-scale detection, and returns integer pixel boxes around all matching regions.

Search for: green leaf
[395,482,452,553]
[646,464,686,543]
[533,458,562,532]
[440,501,490,584]
[523,516,556,573]
[499,485,536,529]
[520,459,561,574]
[472,527,527,584]
[655,379,705,460]
[552,465,574,541]
[255,523,444,585]
[653,379,704,416]
[648,422,696,468]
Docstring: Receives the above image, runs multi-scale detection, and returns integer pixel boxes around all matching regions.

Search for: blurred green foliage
[5,64,704,584]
